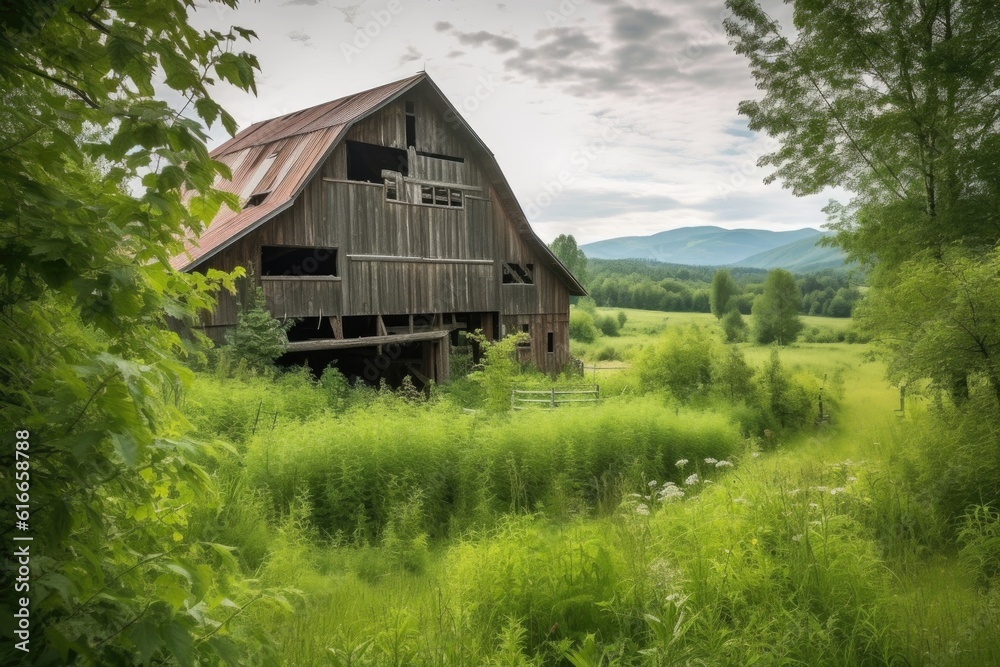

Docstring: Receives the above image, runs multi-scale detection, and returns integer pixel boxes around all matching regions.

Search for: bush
[596,345,623,362]
[637,324,720,399]
[569,309,598,343]
[226,285,293,373]
[616,310,628,327]
[595,314,620,336]
[721,309,748,343]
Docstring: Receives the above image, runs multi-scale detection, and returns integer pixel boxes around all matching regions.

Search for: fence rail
[511,386,600,410]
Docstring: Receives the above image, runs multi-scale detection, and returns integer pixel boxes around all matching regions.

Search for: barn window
[405,100,417,148]
[419,184,463,208]
[502,262,534,285]
[385,177,398,201]
[346,140,408,184]
[547,332,554,353]
[518,323,530,347]
[261,246,338,277]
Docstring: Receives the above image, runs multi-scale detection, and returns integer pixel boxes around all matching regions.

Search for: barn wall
[190,89,574,374]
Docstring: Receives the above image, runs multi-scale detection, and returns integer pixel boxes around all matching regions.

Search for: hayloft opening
[502,262,534,285]
[346,140,408,184]
[244,191,270,209]
[261,246,338,277]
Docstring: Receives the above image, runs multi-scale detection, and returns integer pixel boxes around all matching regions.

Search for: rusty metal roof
[172,73,586,296]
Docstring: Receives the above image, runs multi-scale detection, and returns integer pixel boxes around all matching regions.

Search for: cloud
[454,29,519,53]
[434,21,453,32]
[288,30,312,46]
[399,45,423,65]
[446,49,466,59]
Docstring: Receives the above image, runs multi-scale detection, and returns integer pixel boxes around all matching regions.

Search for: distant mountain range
[580,226,847,272]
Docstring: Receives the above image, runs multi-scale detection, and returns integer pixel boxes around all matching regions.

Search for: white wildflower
[648,480,658,488]
[830,487,845,495]
[813,486,828,493]
[751,452,761,458]
[675,459,689,469]
[636,503,650,516]
[658,483,685,501]
[715,460,733,468]
[847,476,857,483]
[809,502,819,510]
[704,457,718,465]
[732,497,747,504]
[792,534,803,542]
[685,473,700,486]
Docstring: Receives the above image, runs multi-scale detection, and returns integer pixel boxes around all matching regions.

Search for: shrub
[595,314,620,336]
[637,324,720,399]
[721,309,748,343]
[616,310,628,327]
[569,309,598,343]
[595,345,623,362]
[226,285,293,373]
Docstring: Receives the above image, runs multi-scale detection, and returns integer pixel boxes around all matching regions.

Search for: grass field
[186,309,998,665]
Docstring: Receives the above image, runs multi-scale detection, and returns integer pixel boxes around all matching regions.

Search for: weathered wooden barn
[173,73,586,386]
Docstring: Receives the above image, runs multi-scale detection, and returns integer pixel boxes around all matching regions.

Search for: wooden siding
[191,91,573,374]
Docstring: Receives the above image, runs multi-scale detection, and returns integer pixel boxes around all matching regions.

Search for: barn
[173,72,586,386]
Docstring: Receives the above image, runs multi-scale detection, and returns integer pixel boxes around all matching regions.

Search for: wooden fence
[511,386,601,410]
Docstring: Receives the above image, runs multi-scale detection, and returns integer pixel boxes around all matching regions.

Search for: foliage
[856,246,1000,405]
[0,0,280,663]
[751,269,804,345]
[720,308,748,343]
[726,0,1000,268]
[585,258,860,318]
[637,324,720,399]
[709,269,738,318]
[594,313,620,337]
[713,346,756,403]
[467,331,531,413]
[569,309,598,344]
[549,234,588,284]
[225,285,292,374]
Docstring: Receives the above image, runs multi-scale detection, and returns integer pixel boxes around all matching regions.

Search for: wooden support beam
[285,330,449,353]
[328,316,343,339]
[376,314,387,337]
[408,314,414,334]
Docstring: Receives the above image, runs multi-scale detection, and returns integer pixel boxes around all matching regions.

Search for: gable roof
[173,73,586,296]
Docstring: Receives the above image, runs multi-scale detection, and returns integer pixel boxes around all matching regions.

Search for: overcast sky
[192,0,845,244]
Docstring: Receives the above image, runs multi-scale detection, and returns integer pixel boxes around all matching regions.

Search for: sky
[191,0,848,244]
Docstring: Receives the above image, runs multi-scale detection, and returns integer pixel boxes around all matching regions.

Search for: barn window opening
[347,140,408,184]
[405,101,416,148]
[419,184,464,208]
[261,246,338,277]
[244,191,270,209]
[385,177,399,201]
[547,332,554,353]
[518,323,530,347]
[502,262,534,285]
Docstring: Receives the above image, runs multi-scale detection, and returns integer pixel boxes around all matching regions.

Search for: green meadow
[180,311,1000,666]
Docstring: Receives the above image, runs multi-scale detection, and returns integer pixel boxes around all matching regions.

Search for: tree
[726,0,1000,400]
[751,269,804,345]
[721,309,749,343]
[710,269,738,318]
[856,247,1000,404]
[725,0,1000,269]
[550,234,588,283]
[0,2,277,663]
[227,286,293,373]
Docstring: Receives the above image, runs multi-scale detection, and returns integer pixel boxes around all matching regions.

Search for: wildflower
[813,485,828,493]
[715,460,733,468]
[675,459,689,469]
[809,503,819,510]
[658,483,685,501]
[636,503,650,516]
[704,457,718,465]
[792,534,803,542]
[732,497,747,504]
[684,473,699,486]
[830,487,845,495]
[648,480,658,488]
[751,538,758,546]
[751,452,761,458]
[787,489,801,497]
[847,476,857,483]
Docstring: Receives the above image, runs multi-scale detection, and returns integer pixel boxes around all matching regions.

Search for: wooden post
[550,388,556,409]
[376,314,387,337]
[328,316,343,339]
